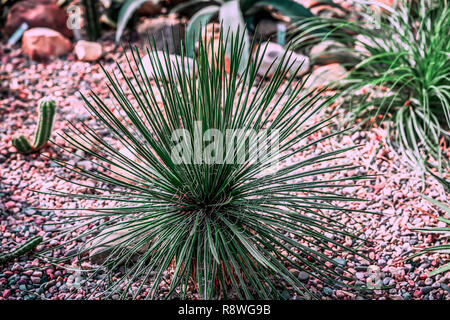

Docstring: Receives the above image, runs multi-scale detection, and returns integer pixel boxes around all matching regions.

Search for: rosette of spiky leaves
[409,195,450,277]
[292,0,450,179]
[42,29,370,300]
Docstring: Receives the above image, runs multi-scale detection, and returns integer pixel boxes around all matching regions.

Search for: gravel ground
[0,34,449,300]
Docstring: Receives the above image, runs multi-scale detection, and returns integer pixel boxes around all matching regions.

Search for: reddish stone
[4,0,73,38]
[413,290,423,298]
[2,289,11,298]
[137,0,162,16]
[4,201,16,210]
[22,28,72,61]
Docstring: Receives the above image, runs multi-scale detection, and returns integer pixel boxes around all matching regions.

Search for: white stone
[74,40,102,61]
[139,51,195,80]
[254,42,310,78]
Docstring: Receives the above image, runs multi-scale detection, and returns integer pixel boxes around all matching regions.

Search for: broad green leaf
[115,0,160,43]
[240,0,314,20]
[171,0,224,14]
[186,5,220,57]
[219,0,250,74]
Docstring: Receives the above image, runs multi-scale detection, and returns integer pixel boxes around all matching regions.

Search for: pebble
[323,287,333,296]
[289,268,300,278]
[402,292,411,300]
[421,286,433,295]
[333,258,347,267]
[441,283,450,293]
[298,272,310,282]
[30,276,41,284]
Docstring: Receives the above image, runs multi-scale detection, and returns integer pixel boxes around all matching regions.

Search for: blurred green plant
[409,195,450,277]
[60,0,162,42]
[83,0,102,40]
[292,0,450,182]
[115,0,160,42]
[12,99,56,155]
[172,0,337,69]
[0,236,43,266]
[43,30,371,299]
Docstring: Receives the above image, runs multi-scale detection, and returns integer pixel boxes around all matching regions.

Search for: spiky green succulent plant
[43,30,371,300]
[83,0,101,40]
[292,0,450,183]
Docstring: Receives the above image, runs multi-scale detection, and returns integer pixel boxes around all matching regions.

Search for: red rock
[2,289,11,298]
[137,0,162,16]
[4,0,73,38]
[4,201,15,210]
[413,290,423,298]
[22,28,72,61]
[419,273,428,280]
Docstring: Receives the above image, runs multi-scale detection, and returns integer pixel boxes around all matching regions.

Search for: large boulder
[254,42,310,78]
[137,0,162,16]
[4,0,73,39]
[139,51,195,81]
[303,63,347,89]
[310,40,359,66]
[136,15,185,54]
[253,19,283,43]
[22,27,72,61]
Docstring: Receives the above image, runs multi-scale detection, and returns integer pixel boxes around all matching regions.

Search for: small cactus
[12,98,56,154]
[0,236,43,265]
[83,0,101,41]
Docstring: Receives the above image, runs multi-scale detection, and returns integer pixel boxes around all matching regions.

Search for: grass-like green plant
[292,0,450,179]
[43,30,370,299]
[409,195,450,277]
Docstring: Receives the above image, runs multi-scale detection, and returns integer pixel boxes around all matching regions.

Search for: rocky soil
[0,30,449,300]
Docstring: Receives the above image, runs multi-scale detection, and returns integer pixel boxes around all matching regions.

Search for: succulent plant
[292,0,450,181]
[12,98,56,154]
[410,195,450,277]
[83,0,101,40]
[44,30,372,300]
